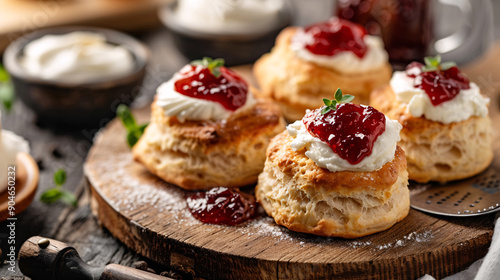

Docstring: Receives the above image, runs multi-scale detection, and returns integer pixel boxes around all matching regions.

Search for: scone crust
[256,132,409,238]
[253,27,392,121]
[370,86,493,183]
[133,99,286,190]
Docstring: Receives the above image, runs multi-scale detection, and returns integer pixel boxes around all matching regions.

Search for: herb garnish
[321,88,355,114]
[117,104,148,148]
[422,55,456,72]
[0,64,14,111]
[40,169,77,207]
[191,57,225,78]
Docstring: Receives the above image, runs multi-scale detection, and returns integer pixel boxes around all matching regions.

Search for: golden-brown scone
[256,132,409,238]
[133,99,286,190]
[370,86,493,183]
[253,27,392,121]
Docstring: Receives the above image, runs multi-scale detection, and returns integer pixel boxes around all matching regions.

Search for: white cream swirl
[156,69,256,122]
[290,31,388,74]
[287,113,402,172]
[390,70,489,124]
[0,112,30,191]
[21,31,135,83]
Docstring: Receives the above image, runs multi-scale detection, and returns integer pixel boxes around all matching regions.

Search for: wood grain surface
[84,55,500,279]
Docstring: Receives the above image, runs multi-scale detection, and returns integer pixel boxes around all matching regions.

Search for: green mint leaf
[440,61,457,71]
[422,55,458,72]
[126,130,139,148]
[138,123,148,134]
[321,90,355,114]
[211,58,225,68]
[41,169,77,207]
[0,64,9,82]
[202,57,212,65]
[211,67,221,78]
[334,88,343,102]
[0,64,14,111]
[422,66,437,72]
[117,104,136,131]
[60,191,78,207]
[40,188,64,204]
[424,55,441,68]
[423,56,433,67]
[0,82,14,111]
[331,100,338,108]
[126,124,148,148]
[435,55,442,65]
[191,57,225,78]
[321,106,331,115]
[54,169,66,186]
[340,95,355,103]
[117,104,148,148]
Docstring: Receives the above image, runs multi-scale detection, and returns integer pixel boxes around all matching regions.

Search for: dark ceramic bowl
[159,2,292,66]
[3,27,149,126]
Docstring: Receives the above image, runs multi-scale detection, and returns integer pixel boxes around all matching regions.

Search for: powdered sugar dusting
[89,150,435,250]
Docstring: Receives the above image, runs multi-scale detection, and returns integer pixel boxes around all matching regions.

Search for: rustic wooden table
[1,1,500,279]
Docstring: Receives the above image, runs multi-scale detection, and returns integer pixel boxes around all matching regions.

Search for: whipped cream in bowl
[159,0,292,65]
[167,0,288,36]
[20,31,135,84]
[3,27,149,125]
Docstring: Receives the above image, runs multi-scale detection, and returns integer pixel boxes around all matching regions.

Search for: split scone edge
[253,27,392,121]
[133,99,286,190]
[256,132,409,238]
[370,86,493,183]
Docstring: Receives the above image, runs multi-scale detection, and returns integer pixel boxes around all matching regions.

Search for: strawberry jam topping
[174,65,248,111]
[187,187,256,226]
[303,103,386,165]
[405,62,470,106]
[299,18,368,58]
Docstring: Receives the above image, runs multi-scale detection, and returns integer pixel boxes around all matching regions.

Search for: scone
[370,57,493,183]
[253,17,392,121]
[133,58,286,190]
[256,92,409,238]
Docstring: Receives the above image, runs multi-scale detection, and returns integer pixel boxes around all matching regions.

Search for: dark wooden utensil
[18,236,173,280]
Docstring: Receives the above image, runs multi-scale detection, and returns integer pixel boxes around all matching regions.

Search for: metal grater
[410,163,500,217]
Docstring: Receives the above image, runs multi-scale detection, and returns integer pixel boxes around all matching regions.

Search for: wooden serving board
[85,45,500,280]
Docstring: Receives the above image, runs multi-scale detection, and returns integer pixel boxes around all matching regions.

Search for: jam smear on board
[187,187,256,226]
[303,103,386,165]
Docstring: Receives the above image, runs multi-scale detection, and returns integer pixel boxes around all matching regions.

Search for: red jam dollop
[187,187,256,226]
[406,62,470,106]
[174,65,248,111]
[300,18,368,58]
[303,103,386,165]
